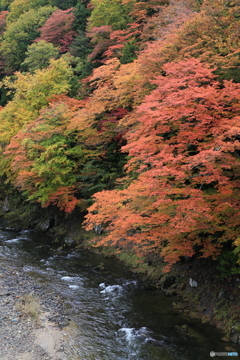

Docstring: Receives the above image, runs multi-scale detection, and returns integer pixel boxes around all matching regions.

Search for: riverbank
[94,246,240,348]
[0,196,239,350]
[0,264,73,360]
[160,260,240,346]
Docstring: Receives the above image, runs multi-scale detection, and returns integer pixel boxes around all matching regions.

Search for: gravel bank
[0,265,74,360]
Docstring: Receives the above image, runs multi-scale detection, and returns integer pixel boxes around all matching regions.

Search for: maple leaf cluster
[84,58,240,271]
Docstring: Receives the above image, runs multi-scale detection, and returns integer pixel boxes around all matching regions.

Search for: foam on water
[69,284,79,290]
[5,237,26,243]
[116,327,158,359]
[61,276,81,282]
[118,327,136,342]
[123,279,138,287]
[61,276,83,291]
[20,230,30,234]
[118,327,151,343]
[99,283,123,295]
[61,276,74,281]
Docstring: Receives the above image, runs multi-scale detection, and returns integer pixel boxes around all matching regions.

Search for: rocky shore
[0,264,73,360]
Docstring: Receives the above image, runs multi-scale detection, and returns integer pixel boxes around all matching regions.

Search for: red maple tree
[84,58,240,271]
[35,8,77,53]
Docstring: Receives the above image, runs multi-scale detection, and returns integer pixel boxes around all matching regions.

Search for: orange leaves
[88,57,121,88]
[14,170,42,192]
[67,58,143,147]
[42,186,79,213]
[84,58,240,271]
[124,58,240,172]
[136,0,240,84]
[3,86,128,214]
[84,169,215,271]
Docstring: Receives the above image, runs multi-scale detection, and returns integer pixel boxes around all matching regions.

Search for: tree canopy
[0,0,239,274]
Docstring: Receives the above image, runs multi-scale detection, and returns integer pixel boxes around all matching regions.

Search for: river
[0,225,238,360]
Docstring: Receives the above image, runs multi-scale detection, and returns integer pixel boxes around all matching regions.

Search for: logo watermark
[210,351,238,357]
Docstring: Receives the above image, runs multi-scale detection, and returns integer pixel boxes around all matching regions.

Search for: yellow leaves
[113,61,147,107]
[89,57,121,87]
[67,57,148,143]
[0,105,34,144]
[0,57,73,145]
[90,57,145,107]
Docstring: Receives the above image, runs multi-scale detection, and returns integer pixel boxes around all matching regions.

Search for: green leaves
[1,5,55,72]
[21,40,59,72]
[4,100,80,209]
[7,0,50,23]
[88,0,133,31]
[120,39,138,64]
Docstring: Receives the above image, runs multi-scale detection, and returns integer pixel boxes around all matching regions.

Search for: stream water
[0,225,238,360]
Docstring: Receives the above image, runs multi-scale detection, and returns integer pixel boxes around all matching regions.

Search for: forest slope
[0,0,239,282]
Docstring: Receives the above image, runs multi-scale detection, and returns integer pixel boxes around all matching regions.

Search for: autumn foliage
[84,58,240,271]
[35,8,77,53]
[3,98,82,212]
[0,0,239,272]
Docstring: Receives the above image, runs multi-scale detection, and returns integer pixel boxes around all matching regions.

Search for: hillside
[0,0,239,341]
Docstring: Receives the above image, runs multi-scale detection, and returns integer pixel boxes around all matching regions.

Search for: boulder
[189,278,198,288]
[37,218,54,232]
[63,236,75,246]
